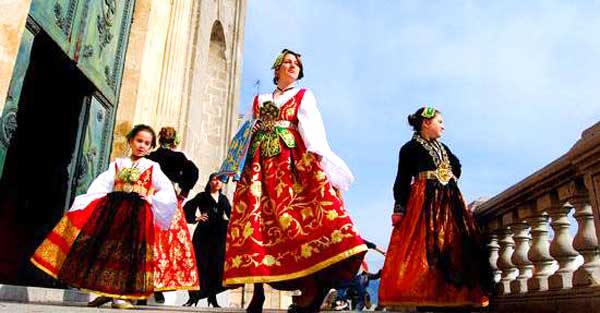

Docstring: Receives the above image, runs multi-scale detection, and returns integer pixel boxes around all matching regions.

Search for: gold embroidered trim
[30,258,59,279]
[381,299,489,308]
[223,244,368,285]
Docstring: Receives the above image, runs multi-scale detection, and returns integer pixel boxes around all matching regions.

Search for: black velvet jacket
[147,147,199,196]
[392,138,462,213]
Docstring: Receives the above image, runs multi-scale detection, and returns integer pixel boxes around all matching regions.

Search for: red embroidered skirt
[31,192,155,299]
[223,130,366,288]
[152,203,199,291]
[379,179,489,308]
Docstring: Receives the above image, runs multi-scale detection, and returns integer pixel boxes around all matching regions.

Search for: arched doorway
[186,20,230,182]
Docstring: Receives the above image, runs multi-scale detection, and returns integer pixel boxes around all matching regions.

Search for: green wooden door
[0,23,37,177]
[66,94,115,204]
[29,0,135,104]
[1,0,135,193]
[28,0,82,57]
[75,0,135,104]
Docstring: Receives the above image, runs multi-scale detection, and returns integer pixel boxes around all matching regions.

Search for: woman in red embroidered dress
[30,125,178,310]
[379,108,490,311]
[223,49,367,313]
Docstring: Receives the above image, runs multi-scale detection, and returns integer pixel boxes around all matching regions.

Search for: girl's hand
[391,213,404,227]
[196,213,208,223]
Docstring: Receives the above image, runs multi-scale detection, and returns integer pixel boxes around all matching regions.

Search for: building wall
[112,0,246,192]
[0,0,33,113]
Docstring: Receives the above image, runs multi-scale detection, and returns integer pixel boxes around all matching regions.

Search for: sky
[238,0,600,269]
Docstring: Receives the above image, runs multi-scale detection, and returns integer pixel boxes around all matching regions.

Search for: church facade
[0,0,297,309]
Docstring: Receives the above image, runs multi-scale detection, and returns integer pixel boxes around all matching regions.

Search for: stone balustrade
[473,122,600,313]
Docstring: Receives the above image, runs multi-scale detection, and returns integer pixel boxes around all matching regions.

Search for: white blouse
[68,157,178,229]
[243,86,355,191]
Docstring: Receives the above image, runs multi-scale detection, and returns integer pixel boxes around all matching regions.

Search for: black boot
[208,294,221,308]
[246,283,265,313]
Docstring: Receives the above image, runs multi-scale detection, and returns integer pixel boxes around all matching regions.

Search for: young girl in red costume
[31,125,178,309]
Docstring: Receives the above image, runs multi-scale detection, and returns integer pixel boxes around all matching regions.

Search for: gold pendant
[435,163,452,185]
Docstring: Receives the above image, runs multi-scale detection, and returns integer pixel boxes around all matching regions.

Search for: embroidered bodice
[113,164,155,196]
[250,89,306,158]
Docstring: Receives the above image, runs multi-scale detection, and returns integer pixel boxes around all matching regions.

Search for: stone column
[547,194,579,289]
[527,211,555,291]
[497,226,518,294]
[510,221,534,293]
[572,198,600,287]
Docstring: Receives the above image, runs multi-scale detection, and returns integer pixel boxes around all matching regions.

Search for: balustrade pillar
[527,212,555,291]
[497,226,518,294]
[487,232,502,283]
[572,199,600,287]
[548,203,579,289]
[510,222,533,293]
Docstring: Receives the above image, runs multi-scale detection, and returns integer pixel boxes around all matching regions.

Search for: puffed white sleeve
[297,89,355,191]
[150,163,178,229]
[68,162,116,212]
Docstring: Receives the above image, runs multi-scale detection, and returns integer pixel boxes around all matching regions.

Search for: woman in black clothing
[183,173,231,307]
[147,127,199,199]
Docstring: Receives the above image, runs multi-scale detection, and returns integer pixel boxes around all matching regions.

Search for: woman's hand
[196,213,208,223]
[391,213,404,227]
[252,120,263,133]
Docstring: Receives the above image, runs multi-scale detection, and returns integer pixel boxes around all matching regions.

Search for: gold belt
[417,168,455,185]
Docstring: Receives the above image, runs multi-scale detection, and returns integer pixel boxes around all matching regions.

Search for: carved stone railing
[474,122,600,313]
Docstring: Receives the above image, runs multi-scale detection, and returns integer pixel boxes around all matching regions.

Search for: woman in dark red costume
[223,49,367,313]
[379,107,490,311]
[31,125,178,309]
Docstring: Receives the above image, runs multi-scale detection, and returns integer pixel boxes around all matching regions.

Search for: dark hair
[158,126,177,147]
[204,172,222,193]
[126,124,157,148]
[407,107,441,132]
[273,49,304,85]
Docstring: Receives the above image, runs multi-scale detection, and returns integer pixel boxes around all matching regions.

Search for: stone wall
[112,0,246,193]
[183,0,246,190]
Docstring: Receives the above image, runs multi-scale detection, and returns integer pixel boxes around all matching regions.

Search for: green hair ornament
[271,49,301,70]
[174,132,182,146]
[271,52,285,70]
[421,107,437,119]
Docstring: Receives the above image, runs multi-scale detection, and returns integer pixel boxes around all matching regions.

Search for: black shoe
[136,299,148,306]
[182,297,199,307]
[154,292,165,304]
